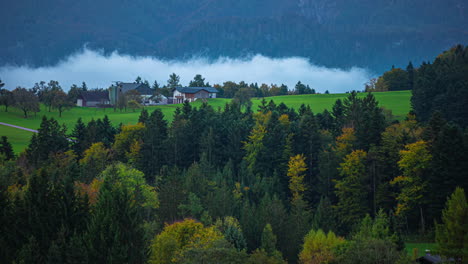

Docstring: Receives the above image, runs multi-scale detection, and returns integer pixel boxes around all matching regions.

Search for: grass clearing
[0,90,411,153]
[405,242,437,258]
[0,125,35,154]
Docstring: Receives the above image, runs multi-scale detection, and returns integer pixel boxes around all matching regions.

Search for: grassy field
[405,242,437,258]
[0,125,35,154]
[0,90,411,153]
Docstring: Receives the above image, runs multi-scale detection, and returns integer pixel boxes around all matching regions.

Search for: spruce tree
[312,196,336,233]
[0,136,14,160]
[138,108,149,124]
[70,118,88,158]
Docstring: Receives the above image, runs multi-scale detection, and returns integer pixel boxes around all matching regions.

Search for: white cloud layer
[0,48,372,93]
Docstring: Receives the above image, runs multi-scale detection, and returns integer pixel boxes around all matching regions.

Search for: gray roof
[175,87,218,94]
[119,83,153,95]
[79,91,109,102]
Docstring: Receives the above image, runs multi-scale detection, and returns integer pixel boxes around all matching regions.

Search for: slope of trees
[411,44,468,127]
[0,87,467,263]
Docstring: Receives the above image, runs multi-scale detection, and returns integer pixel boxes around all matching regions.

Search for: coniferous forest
[1,46,468,263]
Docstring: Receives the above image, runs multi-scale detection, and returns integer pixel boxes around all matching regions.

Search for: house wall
[185,93,195,102]
[86,101,101,107]
[174,90,182,97]
[77,99,83,107]
[195,90,209,99]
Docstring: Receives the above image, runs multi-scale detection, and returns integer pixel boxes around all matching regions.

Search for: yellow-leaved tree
[112,123,146,161]
[287,154,307,203]
[149,219,224,264]
[244,112,271,174]
[391,140,431,231]
[334,149,368,230]
[299,229,345,264]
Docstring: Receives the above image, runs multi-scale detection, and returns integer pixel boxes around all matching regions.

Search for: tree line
[0,74,318,118]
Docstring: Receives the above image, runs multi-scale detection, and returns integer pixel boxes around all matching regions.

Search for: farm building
[109,82,157,105]
[172,87,218,104]
[76,91,110,107]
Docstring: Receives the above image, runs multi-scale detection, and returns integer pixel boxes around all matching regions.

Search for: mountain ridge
[1,0,467,72]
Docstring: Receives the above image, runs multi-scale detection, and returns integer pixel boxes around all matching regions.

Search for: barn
[76,91,110,107]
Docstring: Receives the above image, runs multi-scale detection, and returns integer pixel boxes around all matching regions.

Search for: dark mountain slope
[1,0,467,72]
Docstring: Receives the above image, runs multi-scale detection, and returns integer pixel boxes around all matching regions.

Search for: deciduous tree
[334,150,368,232]
[299,229,344,264]
[391,140,431,230]
[12,87,39,118]
[435,187,468,263]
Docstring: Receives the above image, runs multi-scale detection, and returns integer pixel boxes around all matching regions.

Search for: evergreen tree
[96,115,116,148]
[26,116,69,167]
[70,118,88,158]
[167,73,181,89]
[140,109,168,177]
[189,74,209,87]
[86,174,146,263]
[406,61,414,91]
[0,136,14,160]
[312,196,336,233]
[295,108,321,199]
[261,224,277,256]
[138,108,149,124]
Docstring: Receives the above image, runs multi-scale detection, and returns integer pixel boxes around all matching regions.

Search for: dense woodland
[0,46,468,263]
[2,0,468,72]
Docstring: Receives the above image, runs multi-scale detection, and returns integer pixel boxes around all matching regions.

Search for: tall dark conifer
[70,118,87,158]
[26,117,69,167]
[140,109,168,181]
[0,136,14,160]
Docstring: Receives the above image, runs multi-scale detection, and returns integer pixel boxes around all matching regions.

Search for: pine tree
[261,224,277,256]
[167,73,181,89]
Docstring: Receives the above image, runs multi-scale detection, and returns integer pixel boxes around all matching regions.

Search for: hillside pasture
[0,90,411,153]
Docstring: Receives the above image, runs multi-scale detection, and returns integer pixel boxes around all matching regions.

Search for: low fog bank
[0,48,372,93]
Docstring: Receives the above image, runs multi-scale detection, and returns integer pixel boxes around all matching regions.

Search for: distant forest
[0,47,467,263]
[2,0,468,72]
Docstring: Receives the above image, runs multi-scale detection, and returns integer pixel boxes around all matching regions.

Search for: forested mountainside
[2,0,467,72]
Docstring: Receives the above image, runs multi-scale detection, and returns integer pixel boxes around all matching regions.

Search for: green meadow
[0,90,411,153]
[405,242,437,258]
